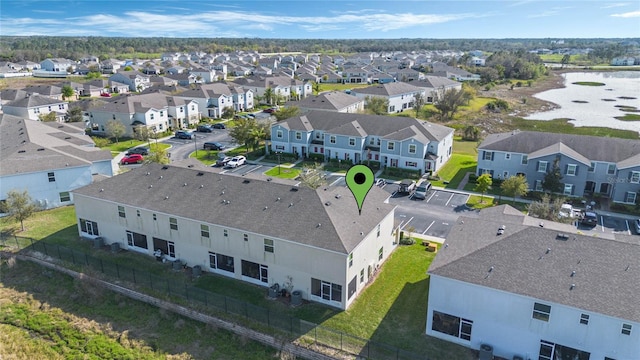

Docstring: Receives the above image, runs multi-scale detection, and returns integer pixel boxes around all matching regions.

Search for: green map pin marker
[345,165,375,215]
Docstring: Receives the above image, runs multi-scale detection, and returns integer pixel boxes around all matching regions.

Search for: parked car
[262,108,277,113]
[175,130,194,139]
[634,219,640,234]
[211,123,226,129]
[203,142,225,150]
[558,203,574,218]
[126,147,149,156]
[413,181,432,200]
[120,154,143,165]
[580,211,598,226]
[225,156,246,168]
[397,179,416,194]
[100,92,111,97]
[375,178,387,187]
[197,125,213,133]
[214,156,232,167]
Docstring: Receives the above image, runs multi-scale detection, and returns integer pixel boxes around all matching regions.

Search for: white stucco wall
[426,275,640,360]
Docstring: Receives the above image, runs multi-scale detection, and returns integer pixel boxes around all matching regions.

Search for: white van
[413,181,432,200]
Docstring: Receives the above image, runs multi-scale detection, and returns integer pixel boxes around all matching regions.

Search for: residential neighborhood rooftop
[72,162,396,254]
[429,205,640,323]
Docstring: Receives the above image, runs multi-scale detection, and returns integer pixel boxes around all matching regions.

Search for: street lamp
[276,151,282,175]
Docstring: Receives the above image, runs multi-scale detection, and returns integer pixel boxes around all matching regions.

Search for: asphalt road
[163,129,235,161]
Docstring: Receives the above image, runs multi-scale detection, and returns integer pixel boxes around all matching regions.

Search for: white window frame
[59,191,71,202]
[349,138,355,146]
[505,153,511,160]
[537,161,548,173]
[625,192,636,204]
[408,144,416,154]
[169,217,178,230]
[607,163,616,175]
[483,151,492,161]
[630,171,640,184]
[276,129,283,138]
[387,142,395,151]
[566,164,577,176]
[295,132,302,140]
[563,183,573,196]
[330,135,336,144]
[535,180,543,192]
[521,154,528,165]
[201,224,210,238]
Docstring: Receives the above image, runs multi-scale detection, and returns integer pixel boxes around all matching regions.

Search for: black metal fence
[0,235,431,360]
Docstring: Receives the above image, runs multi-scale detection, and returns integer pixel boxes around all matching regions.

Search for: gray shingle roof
[292,91,363,111]
[0,114,112,176]
[430,205,640,323]
[72,163,395,254]
[479,131,640,164]
[277,111,453,142]
[4,93,65,108]
[351,82,422,97]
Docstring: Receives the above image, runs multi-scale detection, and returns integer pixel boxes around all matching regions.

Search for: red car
[262,107,277,113]
[100,92,111,97]
[120,154,143,165]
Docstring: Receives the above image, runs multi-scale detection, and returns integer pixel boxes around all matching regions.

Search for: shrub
[399,237,415,245]
[92,136,111,147]
[307,154,324,162]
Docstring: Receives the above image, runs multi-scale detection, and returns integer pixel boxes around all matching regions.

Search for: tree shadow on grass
[444,163,476,190]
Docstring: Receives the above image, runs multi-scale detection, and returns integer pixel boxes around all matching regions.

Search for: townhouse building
[290,91,365,113]
[88,93,200,136]
[109,70,152,92]
[350,82,426,114]
[72,163,397,310]
[2,93,68,121]
[271,111,454,174]
[427,205,639,360]
[476,131,640,204]
[0,114,113,211]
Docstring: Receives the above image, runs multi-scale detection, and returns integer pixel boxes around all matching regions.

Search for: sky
[0,0,639,39]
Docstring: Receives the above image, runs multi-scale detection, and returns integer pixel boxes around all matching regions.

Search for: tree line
[0,36,635,62]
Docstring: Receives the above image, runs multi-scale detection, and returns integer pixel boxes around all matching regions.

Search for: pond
[525,71,640,133]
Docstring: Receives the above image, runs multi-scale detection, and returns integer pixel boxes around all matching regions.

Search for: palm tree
[263,87,274,105]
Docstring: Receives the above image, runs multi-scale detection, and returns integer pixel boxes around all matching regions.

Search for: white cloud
[611,10,640,17]
[601,2,630,9]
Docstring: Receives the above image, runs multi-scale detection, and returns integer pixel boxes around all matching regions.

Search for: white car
[225,156,246,168]
[634,219,640,234]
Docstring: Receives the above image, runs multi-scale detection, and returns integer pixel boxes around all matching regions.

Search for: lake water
[525,71,640,134]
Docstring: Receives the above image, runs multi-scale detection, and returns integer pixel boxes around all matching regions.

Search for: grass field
[510,118,640,139]
[264,166,301,179]
[430,153,477,189]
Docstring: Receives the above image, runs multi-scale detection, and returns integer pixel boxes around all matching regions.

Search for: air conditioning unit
[479,344,493,360]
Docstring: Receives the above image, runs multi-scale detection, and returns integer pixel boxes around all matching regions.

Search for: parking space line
[444,193,454,206]
[243,165,262,175]
[600,215,605,232]
[330,177,342,186]
[624,220,631,235]
[422,221,435,235]
[426,192,436,202]
[401,217,414,230]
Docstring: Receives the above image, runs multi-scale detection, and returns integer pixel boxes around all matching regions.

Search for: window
[408,144,416,154]
[406,161,417,167]
[118,205,125,218]
[79,219,99,236]
[608,163,616,175]
[539,341,590,360]
[622,324,632,335]
[378,247,383,261]
[264,238,274,253]
[360,269,364,283]
[348,253,353,267]
[276,130,283,138]
[48,172,56,182]
[153,237,175,258]
[588,162,595,172]
[579,313,589,325]
[169,217,178,230]
[630,171,640,184]
[431,311,473,341]
[213,253,234,273]
[563,183,573,196]
[521,155,528,165]
[349,138,355,146]
[389,105,395,112]
[295,132,301,140]
[150,113,154,120]
[348,276,357,300]
[505,153,511,160]
[566,164,577,176]
[533,302,551,321]
[201,224,210,238]
[223,229,228,237]
[535,180,543,191]
[329,135,336,144]
[376,224,380,237]
[126,231,148,249]
[502,171,509,179]
[153,214,157,221]
[160,111,164,116]
[209,252,217,269]
[387,142,395,151]
[241,260,268,283]
[483,151,493,161]
[243,233,249,241]
[537,161,548,172]
[624,191,637,203]
[311,278,342,302]
[59,192,70,202]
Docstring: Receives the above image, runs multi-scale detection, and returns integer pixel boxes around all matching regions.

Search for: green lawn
[615,114,640,121]
[453,137,479,157]
[263,166,301,179]
[431,154,477,189]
